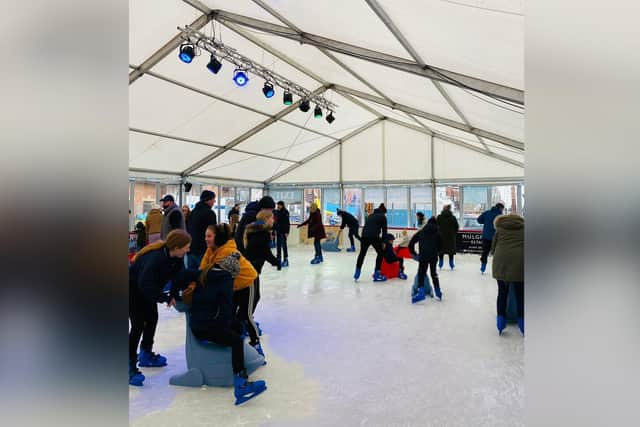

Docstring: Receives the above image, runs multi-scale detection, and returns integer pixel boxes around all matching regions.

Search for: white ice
[130,248,523,427]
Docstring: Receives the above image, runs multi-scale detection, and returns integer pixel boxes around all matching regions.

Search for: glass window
[219,186,235,222]
[462,186,488,230]
[269,189,303,223]
[490,185,519,215]
[159,184,181,204]
[251,188,264,201]
[436,185,461,223]
[343,188,362,223]
[303,188,322,218]
[387,187,408,228]
[133,182,158,224]
[364,188,384,220]
[322,189,341,225]
[410,186,433,228]
[237,188,250,206]
[183,184,201,211]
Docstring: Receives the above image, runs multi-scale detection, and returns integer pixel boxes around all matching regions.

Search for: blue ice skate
[398,270,408,280]
[438,258,444,269]
[129,361,145,387]
[138,349,167,367]
[353,268,361,281]
[372,271,387,282]
[234,373,267,405]
[282,259,289,267]
[346,246,356,252]
[449,258,455,270]
[497,315,506,335]
[310,256,321,264]
[480,263,487,273]
[434,287,442,300]
[518,317,524,336]
[412,287,426,304]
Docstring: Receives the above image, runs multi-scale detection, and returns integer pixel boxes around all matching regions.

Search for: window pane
[237,188,250,205]
[387,187,408,227]
[269,189,303,223]
[159,184,180,204]
[364,188,384,219]
[133,182,157,224]
[410,186,433,228]
[462,186,488,230]
[343,188,362,223]
[219,186,235,222]
[251,188,264,201]
[436,185,461,222]
[490,185,518,214]
[183,184,201,210]
[322,189,341,225]
[304,188,321,217]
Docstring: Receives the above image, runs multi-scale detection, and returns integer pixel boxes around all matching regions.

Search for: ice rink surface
[130,248,523,427]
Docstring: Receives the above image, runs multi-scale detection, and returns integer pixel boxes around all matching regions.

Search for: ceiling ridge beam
[135,68,338,141]
[129,127,301,164]
[129,13,210,84]
[364,0,491,152]
[333,84,523,150]
[266,118,382,184]
[181,85,329,176]
[208,9,523,104]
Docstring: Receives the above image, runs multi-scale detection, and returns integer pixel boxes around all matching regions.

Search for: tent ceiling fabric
[129,0,524,183]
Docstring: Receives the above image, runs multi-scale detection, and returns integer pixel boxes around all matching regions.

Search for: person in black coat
[187,190,217,266]
[128,230,192,386]
[235,196,276,255]
[190,260,267,404]
[273,201,291,267]
[227,203,240,222]
[337,208,360,252]
[354,203,388,281]
[409,217,443,301]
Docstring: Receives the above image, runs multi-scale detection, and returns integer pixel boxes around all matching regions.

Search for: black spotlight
[326,111,335,124]
[184,182,193,192]
[206,55,222,74]
[314,105,322,118]
[179,44,195,63]
[299,99,310,112]
[283,91,293,105]
[262,82,275,98]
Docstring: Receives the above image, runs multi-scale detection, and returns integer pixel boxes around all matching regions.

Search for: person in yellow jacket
[199,224,266,360]
[145,207,163,244]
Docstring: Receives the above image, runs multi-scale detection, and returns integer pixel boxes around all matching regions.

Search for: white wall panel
[434,138,524,179]
[342,123,383,181]
[383,121,430,180]
[273,146,340,184]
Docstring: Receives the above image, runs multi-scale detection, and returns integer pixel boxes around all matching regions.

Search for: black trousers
[497,280,524,318]
[233,281,260,345]
[347,226,361,247]
[276,232,288,261]
[192,320,245,375]
[438,253,455,263]
[313,238,322,257]
[480,238,492,264]
[356,237,384,271]
[129,286,159,362]
[383,250,404,270]
[417,257,440,289]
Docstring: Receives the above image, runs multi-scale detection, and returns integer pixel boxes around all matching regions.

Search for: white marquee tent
[129,0,524,187]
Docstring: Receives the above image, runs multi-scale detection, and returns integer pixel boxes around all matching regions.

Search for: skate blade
[235,385,267,405]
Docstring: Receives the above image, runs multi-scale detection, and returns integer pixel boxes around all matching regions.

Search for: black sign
[456,230,483,254]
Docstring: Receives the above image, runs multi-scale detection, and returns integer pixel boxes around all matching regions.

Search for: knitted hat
[257,196,276,209]
[216,253,241,278]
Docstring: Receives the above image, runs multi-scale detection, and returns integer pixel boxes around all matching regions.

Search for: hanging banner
[456,230,483,254]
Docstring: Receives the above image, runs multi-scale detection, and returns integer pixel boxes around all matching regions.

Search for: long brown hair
[132,229,191,262]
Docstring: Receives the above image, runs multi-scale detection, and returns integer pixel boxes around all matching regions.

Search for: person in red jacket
[297,202,326,264]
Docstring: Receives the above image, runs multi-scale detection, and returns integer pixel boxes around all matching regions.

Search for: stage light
[179,44,195,63]
[326,111,335,124]
[314,105,322,118]
[262,82,275,98]
[283,91,293,105]
[206,55,222,74]
[233,69,249,87]
[299,99,310,112]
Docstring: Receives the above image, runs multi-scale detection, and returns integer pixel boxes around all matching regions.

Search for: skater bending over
[381,233,408,280]
[409,217,442,303]
[190,257,267,405]
[354,203,388,282]
[337,208,361,252]
[491,214,525,336]
[128,229,192,386]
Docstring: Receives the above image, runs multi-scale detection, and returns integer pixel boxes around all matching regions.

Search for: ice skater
[297,202,326,264]
[336,208,361,252]
[409,217,442,303]
[491,214,525,335]
[381,233,408,280]
[128,229,192,386]
[274,201,291,267]
[477,202,504,273]
[354,203,388,282]
[437,204,459,270]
